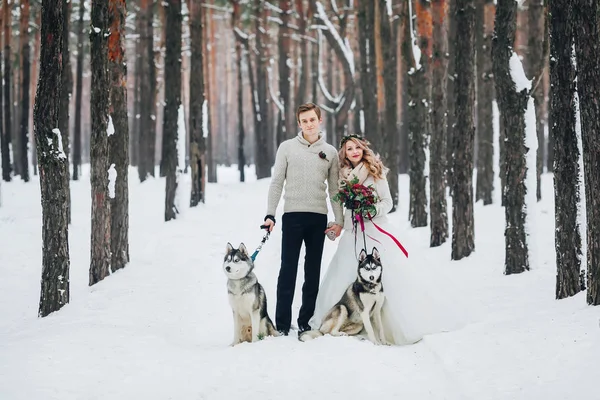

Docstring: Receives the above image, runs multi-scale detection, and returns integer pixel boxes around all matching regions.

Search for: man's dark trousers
[275,212,327,332]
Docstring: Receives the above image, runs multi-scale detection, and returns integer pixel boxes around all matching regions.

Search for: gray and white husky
[299,247,388,345]
[223,242,279,345]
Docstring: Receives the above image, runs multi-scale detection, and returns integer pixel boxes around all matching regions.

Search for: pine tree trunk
[408,0,431,228]
[4,0,12,181]
[379,0,400,212]
[89,0,112,285]
[430,0,449,246]
[278,0,292,146]
[0,0,10,182]
[60,0,72,223]
[190,0,206,204]
[72,0,85,181]
[163,0,181,221]
[358,0,380,147]
[446,0,456,188]
[19,0,30,182]
[475,0,495,205]
[550,0,580,299]
[36,0,70,317]
[253,0,270,179]
[451,0,476,260]
[527,0,545,202]
[573,0,600,306]
[492,0,529,274]
[138,0,156,182]
[108,0,129,271]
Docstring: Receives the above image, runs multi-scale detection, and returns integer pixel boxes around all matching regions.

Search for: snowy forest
[0,0,599,398]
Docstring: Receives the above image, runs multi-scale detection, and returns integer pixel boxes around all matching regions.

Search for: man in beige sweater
[262,103,344,336]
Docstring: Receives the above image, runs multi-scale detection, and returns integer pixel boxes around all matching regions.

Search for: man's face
[297,110,322,136]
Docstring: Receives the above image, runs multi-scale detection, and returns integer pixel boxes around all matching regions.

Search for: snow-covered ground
[0,166,598,400]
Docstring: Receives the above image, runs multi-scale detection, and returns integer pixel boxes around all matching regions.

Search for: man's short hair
[296,103,322,123]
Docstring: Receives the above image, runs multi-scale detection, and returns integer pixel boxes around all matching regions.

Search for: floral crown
[339,134,370,149]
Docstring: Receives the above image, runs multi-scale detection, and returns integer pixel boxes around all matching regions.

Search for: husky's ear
[238,243,248,256]
[372,247,380,260]
[226,242,234,254]
[359,249,367,262]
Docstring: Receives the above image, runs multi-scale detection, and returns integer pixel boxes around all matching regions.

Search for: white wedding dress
[310,169,464,345]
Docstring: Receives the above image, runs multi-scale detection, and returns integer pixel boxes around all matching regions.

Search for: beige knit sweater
[266,132,344,226]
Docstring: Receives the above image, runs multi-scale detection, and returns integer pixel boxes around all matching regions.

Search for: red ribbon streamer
[354,212,409,258]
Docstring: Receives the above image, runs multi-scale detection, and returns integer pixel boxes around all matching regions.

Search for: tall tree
[89,0,112,285]
[190,0,206,203]
[526,0,546,202]
[492,0,529,274]
[36,0,70,317]
[108,0,129,271]
[430,0,449,246]
[408,0,431,228]
[573,0,600,306]
[475,0,495,205]
[72,0,86,181]
[60,0,72,222]
[358,0,380,148]
[4,0,12,180]
[379,0,400,212]
[550,0,580,299]
[18,0,31,182]
[231,0,246,183]
[277,0,293,145]
[253,0,271,179]
[0,0,10,182]
[163,0,182,221]
[451,0,476,260]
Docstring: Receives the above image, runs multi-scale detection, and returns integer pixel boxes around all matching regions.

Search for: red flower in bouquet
[333,176,378,218]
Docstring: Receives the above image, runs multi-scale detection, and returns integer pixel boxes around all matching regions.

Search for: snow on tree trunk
[108,0,130,271]
[89,0,112,285]
[550,0,581,298]
[492,0,529,274]
[451,0,476,260]
[572,0,600,306]
[163,0,182,221]
[35,0,70,316]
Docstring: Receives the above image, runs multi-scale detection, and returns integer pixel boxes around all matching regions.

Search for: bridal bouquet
[333,176,378,218]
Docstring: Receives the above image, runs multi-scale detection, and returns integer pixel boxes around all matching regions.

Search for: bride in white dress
[310,135,464,345]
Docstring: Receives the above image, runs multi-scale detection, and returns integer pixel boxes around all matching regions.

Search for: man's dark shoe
[298,324,311,334]
[277,329,289,336]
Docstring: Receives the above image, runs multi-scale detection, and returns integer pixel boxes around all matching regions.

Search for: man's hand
[263,215,276,232]
[325,223,342,238]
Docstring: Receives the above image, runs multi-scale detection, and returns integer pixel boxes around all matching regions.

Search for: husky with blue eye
[298,247,388,345]
[223,242,279,345]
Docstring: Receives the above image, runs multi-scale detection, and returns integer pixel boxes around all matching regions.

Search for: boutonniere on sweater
[318,151,329,161]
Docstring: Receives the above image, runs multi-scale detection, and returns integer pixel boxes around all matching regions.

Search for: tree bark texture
[108,0,130,271]
[18,0,30,182]
[492,0,529,274]
[379,0,400,212]
[358,0,380,149]
[573,0,600,306]
[430,0,449,246]
[446,0,456,188]
[4,0,12,180]
[163,0,181,221]
[0,0,10,182]
[60,0,72,223]
[550,0,581,300]
[475,0,495,205]
[408,0,431,229]
[35,0,70,317]
[190,0,206,203]
[277,0,293,146]
[72,0,85,180]
[89,0,112,285]
[451,0,476,260]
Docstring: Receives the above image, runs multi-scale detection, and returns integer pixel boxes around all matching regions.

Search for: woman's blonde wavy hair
[338,136,388,180]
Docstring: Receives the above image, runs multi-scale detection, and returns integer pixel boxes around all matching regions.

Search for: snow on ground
[0,166,598,400]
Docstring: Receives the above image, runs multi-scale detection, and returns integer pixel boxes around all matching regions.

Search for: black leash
[251,225,271,262]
